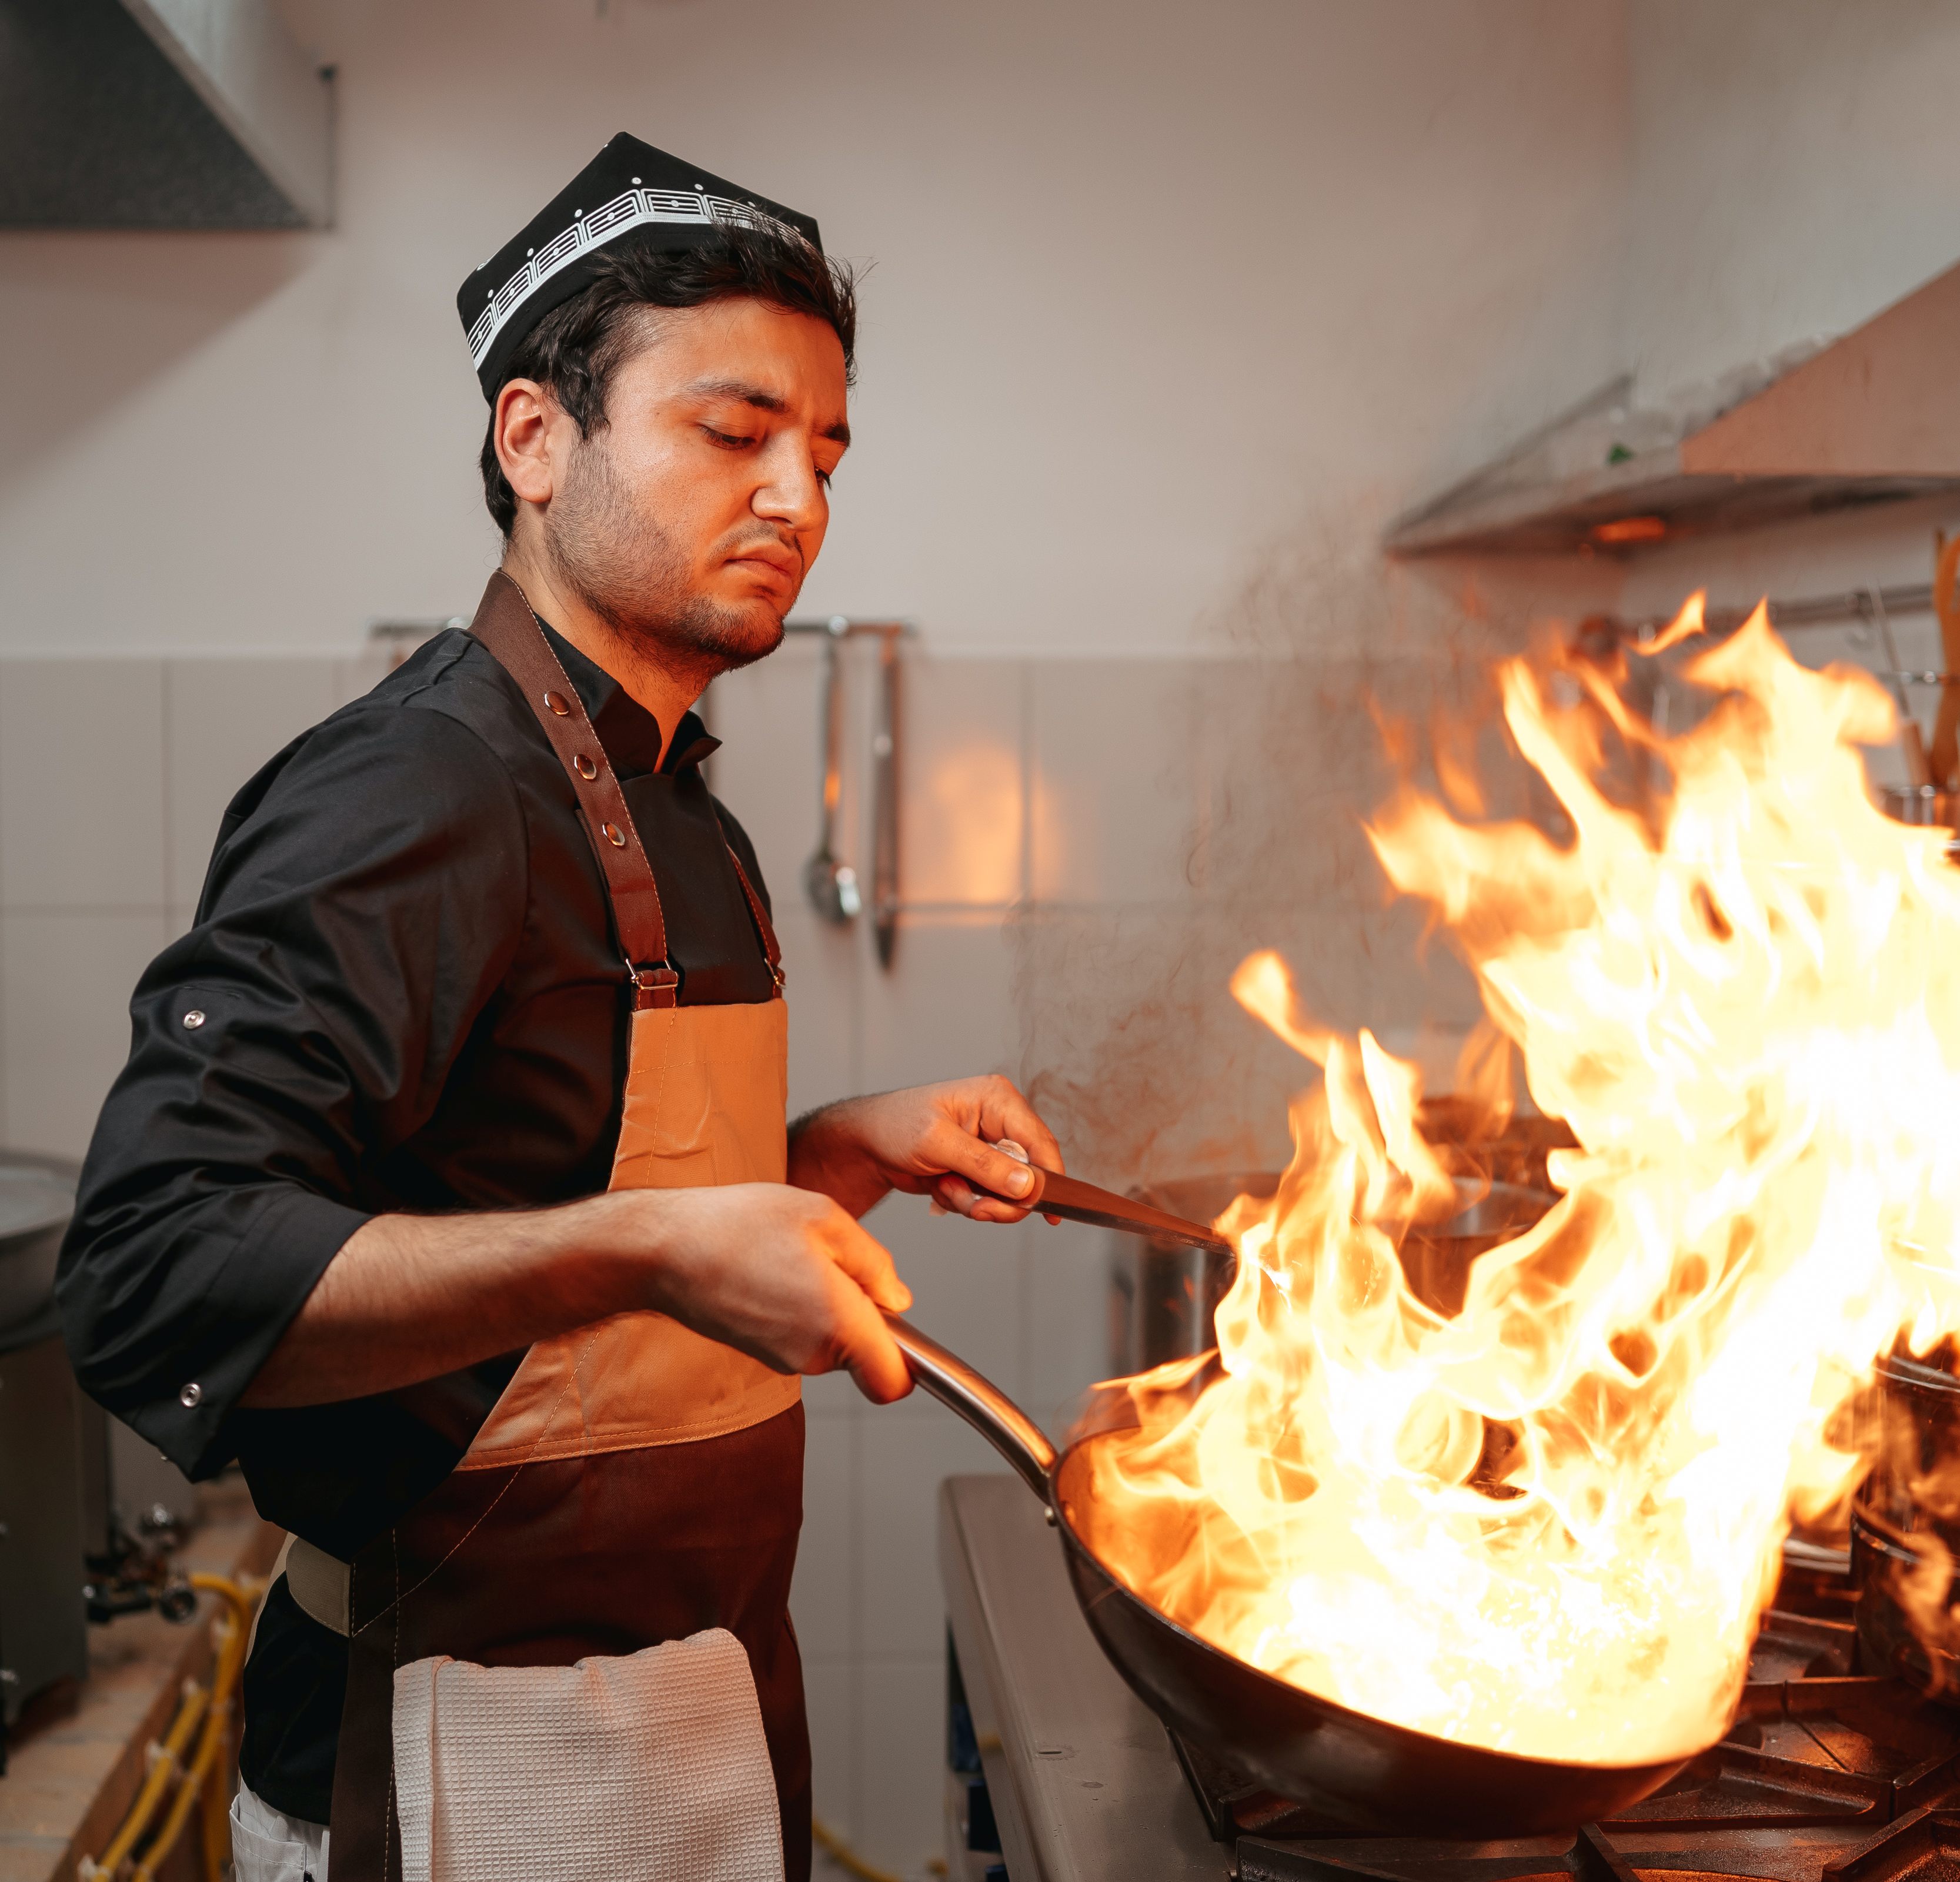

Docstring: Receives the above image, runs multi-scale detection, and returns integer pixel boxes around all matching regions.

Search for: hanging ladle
[804,616,862,924]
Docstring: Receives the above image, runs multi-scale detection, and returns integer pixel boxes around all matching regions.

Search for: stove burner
[1174,1613,1960,1882]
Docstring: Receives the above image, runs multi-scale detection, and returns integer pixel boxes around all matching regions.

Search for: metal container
[1880,784,1960,829]
[1107,1172,1276,1377]
[0,1152,88,1725]
[1851,1349,1960,1696]
[1108,1171,1557,1375]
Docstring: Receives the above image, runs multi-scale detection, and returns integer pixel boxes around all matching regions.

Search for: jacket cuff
[128,1186,372,1480]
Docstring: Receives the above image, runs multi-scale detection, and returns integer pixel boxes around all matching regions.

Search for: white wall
[1621,0,1960,405]
[0,0,1629,657]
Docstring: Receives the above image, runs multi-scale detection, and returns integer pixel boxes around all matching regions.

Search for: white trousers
[229,1783,330,1882]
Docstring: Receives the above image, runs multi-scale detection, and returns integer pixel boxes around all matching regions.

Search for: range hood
[0,0,332,228]
[1387,259,1960,557]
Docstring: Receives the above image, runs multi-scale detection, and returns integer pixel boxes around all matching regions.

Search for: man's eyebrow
[687,376,788,413]
[686,377,850,448]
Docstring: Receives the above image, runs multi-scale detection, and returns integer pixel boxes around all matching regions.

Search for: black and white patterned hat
[458,133,823,400]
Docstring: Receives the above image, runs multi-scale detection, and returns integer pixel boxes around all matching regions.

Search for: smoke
[1009,510,1610,1192]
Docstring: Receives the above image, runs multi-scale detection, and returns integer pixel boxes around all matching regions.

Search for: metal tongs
[971,1141,1232,1255]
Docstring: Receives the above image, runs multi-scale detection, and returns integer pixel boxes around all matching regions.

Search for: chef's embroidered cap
[459,133,823,400]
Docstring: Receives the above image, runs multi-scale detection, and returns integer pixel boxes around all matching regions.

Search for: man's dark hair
[479,222,857,535]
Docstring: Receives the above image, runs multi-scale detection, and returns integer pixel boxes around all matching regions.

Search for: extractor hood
[0,0,332,228]
[1386,259,1960,557]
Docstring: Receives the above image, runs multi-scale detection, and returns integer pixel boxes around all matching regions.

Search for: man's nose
[753,442,826,532]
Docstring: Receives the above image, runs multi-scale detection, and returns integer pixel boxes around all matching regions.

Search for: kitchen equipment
[993,1159,1234,1255]
[1107,1170,1555,1375]
[870,627,901,968]
[0,1152,89,1727]
[1926,534,1960,791]
[943,1470,1960,1881]
[1868,586,1936,791]
[803,616,862,925]
[1851,1348,1960,1697]
[1109,1171,1275,1377]
[889,1312,1694,1834]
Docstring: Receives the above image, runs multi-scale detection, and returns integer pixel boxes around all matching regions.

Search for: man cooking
[58,134,1061,1882]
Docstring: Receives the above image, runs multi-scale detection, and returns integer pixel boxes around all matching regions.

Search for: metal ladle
[804,616,862,924]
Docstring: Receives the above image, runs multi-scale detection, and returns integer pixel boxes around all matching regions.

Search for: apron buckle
[628,961,681,1009]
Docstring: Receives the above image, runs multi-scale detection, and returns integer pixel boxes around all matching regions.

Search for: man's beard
[542,436,787,680]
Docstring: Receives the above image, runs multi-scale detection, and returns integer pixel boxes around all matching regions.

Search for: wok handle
[883,1313,1056,1503]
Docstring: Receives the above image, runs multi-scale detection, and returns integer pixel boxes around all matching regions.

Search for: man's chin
[676,597,786,671]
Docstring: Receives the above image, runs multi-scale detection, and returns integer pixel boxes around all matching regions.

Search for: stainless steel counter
[937,1473,1224,1882]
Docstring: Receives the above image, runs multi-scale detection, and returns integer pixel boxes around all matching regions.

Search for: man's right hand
[629,1183,914,1403]
[242,1181,914,1410]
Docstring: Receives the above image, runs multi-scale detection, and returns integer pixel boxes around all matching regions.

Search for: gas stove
[938,1476,1959,1882]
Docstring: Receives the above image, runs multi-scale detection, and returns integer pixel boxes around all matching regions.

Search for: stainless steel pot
[1109,1172,1557,1374]
[1851,1349,1960,1696]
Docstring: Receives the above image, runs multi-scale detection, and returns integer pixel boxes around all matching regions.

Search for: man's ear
[495,379,559,509]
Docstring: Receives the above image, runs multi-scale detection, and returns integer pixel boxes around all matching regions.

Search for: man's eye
[703,427,754,448]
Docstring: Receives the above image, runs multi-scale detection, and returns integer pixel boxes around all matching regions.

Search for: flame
[1087,597,1960,1766]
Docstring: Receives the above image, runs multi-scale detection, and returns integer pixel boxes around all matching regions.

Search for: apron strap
[468,571,786,1005]
[469,570,678,1008]
[723,840,786,991]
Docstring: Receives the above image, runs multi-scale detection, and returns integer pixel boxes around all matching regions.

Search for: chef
[58,134,1061,1882]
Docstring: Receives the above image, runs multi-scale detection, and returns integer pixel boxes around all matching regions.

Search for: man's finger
[819,1208,913,1313]
[983,1083,1066,1174]
[927,1120,1041,1210]
[827,1276,913,1403]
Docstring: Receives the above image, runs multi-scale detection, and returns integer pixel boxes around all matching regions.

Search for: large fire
[1087,597,1960,1767]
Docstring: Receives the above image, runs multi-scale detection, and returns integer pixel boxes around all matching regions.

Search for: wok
[884,1311,1695,1836]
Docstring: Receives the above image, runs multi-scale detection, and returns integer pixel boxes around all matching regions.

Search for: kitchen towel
[391,1627,783,1882]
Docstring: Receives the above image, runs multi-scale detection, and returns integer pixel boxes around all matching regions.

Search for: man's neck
[498,544,703,770]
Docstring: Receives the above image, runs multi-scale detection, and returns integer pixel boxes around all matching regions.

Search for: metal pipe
[1621,581,1936,641]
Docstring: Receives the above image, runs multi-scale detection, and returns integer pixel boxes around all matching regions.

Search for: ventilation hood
[0,0,332,228]
[1386,259,1960,557]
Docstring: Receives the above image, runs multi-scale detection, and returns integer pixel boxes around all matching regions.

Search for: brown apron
[326,573,810,1880]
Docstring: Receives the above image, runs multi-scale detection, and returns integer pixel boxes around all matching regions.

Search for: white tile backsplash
[894,656,1025,907]
[0,658,165,909]
[860,912,1017,1092]
[869,1195,1024,1402]
[1,908,169,1158]
[857,1656,948,1880]
[856,1409,1000,1660]
[165,656,339,907]
[703,638,826,901]
[1030,658,1200,905]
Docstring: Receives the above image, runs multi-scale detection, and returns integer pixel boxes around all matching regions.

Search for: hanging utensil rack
[784,617,913,970]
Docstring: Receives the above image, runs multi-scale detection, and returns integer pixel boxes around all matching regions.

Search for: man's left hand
[787,1075,1065,1222]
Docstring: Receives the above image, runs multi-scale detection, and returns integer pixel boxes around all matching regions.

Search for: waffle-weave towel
[392,1626,783,1882]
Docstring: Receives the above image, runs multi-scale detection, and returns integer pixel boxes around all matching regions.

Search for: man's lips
[726,544,800,584]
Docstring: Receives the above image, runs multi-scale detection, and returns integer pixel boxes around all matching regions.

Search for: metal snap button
[574,754,597,780]
[602,822,627,848]
[544,690,572,717]
[179,1382,203,1408]
[182,1009,206,1029]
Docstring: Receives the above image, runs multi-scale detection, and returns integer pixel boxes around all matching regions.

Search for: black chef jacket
[56,614,778,1823]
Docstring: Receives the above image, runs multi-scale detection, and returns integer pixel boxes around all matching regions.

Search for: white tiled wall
[5,635,1444,1877]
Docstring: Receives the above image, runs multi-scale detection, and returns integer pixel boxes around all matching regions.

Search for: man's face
[503,297,850,672]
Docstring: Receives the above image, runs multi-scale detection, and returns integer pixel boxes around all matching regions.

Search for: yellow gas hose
[78,1571,263,1882]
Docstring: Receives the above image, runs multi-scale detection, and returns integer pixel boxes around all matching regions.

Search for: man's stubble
[543,433,786,681]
